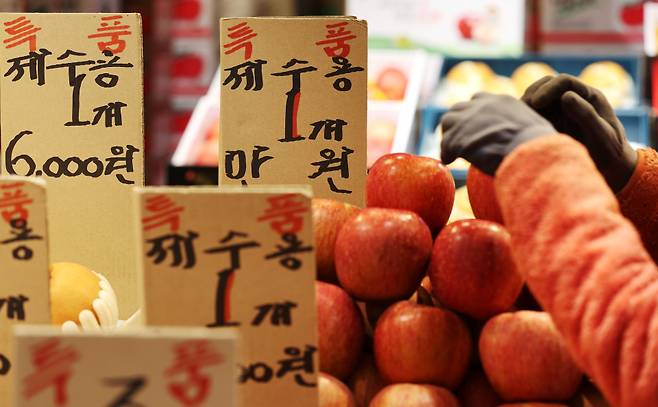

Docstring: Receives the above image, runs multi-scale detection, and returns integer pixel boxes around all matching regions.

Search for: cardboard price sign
[13,326,238,407]
[0,13,144,317]
[220,17,367,207]
[136,186,318,406]
[0,177,50,406]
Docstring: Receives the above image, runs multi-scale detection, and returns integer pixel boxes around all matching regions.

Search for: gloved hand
[522,74,637,192]
[440,93,556,175]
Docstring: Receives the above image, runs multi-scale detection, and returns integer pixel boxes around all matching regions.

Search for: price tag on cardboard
[0,176,50,406]
[136,185,318,406]
[219,17,367,207]
[13,326,238,407]
[0,13,144,317]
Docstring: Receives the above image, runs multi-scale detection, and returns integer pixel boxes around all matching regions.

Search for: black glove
[440,93,556,176]
[522,74,637,192]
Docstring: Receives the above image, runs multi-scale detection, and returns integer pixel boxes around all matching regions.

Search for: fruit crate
[419,55,651,184]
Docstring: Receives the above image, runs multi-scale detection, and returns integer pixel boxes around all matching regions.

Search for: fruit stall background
[0,2,654,407]
[8,0,656,188]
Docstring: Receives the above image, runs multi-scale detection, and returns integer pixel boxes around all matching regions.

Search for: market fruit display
[312,199,361,283]
[335,208,433,301]
[50,262,101,325]
[316,281,366,380]
[366,153,455,234]
[370,384,460,407]
[373,301,472,388]
[428,219,522,320]
[347,354,386,407]
[480,311,583,402]
[466,165,504,224]
[319,372,357,407]
[311,152,590,407]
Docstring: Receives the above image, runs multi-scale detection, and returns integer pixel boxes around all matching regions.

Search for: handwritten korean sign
[13,326,238,407]
[220,17,367,207]
[0,13,144,317]
[0,177,49,406]
[136,185,318,406]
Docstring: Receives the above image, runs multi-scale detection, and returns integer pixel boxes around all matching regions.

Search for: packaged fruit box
[313,152,612,406]
[366,49,435,167]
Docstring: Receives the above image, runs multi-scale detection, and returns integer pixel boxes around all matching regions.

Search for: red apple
[312,198,360,283]
[366,153,455,234]
[480,311,582,402]
[457,368,501,407]
[317,281,366,380]
[319,372,357,407]
[335,208,433,301]
[467,165,504,224]
[373,301,471,388]
[370,384,459,407]
[428,219,523,320]
[348,353,386,407]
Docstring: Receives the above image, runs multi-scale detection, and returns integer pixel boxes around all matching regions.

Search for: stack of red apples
[314,154,606,407]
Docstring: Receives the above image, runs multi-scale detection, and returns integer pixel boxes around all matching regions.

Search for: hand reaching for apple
[440,93,556,176]
[522,74,637,192]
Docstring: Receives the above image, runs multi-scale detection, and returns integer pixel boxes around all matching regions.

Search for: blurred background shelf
[17,0,657,186]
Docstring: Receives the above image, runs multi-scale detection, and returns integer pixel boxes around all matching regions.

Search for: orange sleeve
[495,135,658,407]
[617,148,658,262]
